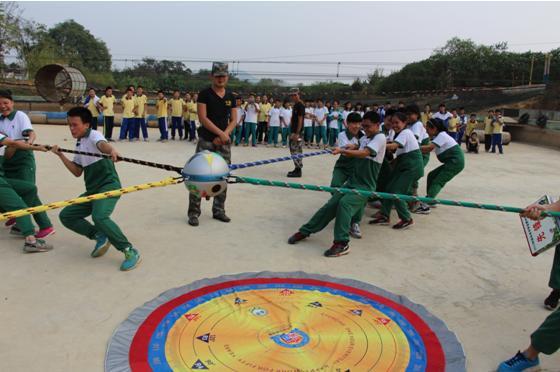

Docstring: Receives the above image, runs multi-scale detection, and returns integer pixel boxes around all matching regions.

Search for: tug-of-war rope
[2,148,560,221]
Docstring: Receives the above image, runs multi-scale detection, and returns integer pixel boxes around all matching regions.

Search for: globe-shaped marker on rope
[181,150,230,198]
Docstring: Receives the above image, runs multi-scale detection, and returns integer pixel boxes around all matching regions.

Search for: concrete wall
[506,124,560,150]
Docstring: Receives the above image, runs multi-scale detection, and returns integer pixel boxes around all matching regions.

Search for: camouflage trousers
[188,138,232,218]
[289,136,303,169]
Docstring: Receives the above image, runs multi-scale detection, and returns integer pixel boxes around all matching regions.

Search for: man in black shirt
[288,88,305,177]
[187,62,237,227]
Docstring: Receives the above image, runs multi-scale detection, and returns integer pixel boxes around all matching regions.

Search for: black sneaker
[413,203,431,215]
[213,213,231,223]
[324,242,350,257]
[287,168,302,178]
[544,289,560,310]
[288,232,308,244]
[392,219,414,230]
[188,216,199,226]
[369,215,390,225]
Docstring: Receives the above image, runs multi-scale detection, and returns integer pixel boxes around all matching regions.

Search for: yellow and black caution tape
[0,177,184,221]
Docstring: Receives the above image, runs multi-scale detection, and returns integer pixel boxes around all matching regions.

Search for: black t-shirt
[197,87,236,141]
[290,101,305,133]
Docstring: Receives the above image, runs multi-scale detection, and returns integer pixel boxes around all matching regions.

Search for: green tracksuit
[380,150,424,221]
[412,137,431,191]
[426,145,465,198]
[300,133,384,242]
[59,130,132,251]
[531,307,560,355]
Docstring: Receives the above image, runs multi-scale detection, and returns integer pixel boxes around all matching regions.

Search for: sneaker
[213,213,231,223]
[23,239,53,253]
[10,226,24,236]
[4,218,16,227]
[188,216,199,226]
[413,203,431,215]
[497,351,540,372]
[120,247,141,271]
[544,289,560,310]
[369,215,390,225]
[91,232,111,258]
[324,242,350,257]
[349,223,362,239]
[35,226,55,239]
[392,219,414,230]
[288,232,308,244]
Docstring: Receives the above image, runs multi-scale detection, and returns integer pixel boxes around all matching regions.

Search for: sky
[14,1,560,84]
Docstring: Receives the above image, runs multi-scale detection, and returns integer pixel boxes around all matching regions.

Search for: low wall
[505,124,560,150]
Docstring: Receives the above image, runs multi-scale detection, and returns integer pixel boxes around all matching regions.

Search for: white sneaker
[349,223,362,239]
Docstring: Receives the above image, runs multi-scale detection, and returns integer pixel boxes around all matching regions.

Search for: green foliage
[376,37,560,93]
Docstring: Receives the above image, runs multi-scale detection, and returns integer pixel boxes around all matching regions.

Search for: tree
[47,20,111,73]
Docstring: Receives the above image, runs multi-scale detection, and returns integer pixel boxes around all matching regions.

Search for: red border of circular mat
[129,278,446,371]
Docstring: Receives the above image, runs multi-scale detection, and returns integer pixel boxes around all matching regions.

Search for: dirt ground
[1,125,560,371]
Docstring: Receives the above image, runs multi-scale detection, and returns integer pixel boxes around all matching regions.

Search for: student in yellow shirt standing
[483,109,494,152]
[119,87,137,141]
[420,104,432,127]
[257,95,272,145]
[447,108,459,142]
[99,86,116,141]
[83,88,102,130]
[168,90,185,140]
[183,93,191,141]
[491,109,505,154]
[186,93,198,142]
[155,90,169,142]
[135,85,148,141]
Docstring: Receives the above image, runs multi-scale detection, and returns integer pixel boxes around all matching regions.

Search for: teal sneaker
[91,233,111,258]
[498,351,540,371]
[120,247,141,271]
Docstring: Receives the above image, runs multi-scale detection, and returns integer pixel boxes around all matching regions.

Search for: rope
[0,177,184,221]
[43,145,184,174]
[229,149,332,170]
[230,176,560,218]
[42,145,332,174]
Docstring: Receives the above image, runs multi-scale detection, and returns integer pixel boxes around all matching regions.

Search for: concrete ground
[1,125,560,372]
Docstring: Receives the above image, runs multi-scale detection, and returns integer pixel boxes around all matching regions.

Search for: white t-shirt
[268,107,281,127]
[337,131,360,148]
[236,107,245,126]
[353,110,364,118]
[394,128,420,156]
[304,107,314,128]
[432,111,453,122]
[360,133,387,164]
[409,120,429,144]
[342,110,351,122]
[328,110,342,129]
[314,107,328,126]
[0,111,33,140]
[244,103,259,123]
[73,129,107,168]
[431,131,458,156]
[0,132,7,156]
[280,108,292,128]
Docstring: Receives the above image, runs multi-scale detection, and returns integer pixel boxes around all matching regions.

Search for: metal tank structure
[34,64,87,103]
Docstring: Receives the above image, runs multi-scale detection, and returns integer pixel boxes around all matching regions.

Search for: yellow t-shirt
[466,120,477,136]
[186,101,198,121]
[135,94,148,118]
[493,117,504,134]
[122,96,136,119]
[420,112,431,126]
[258,103,272,122]
[484,117,494,134]
[156,98,168,118]
[169,98,185,117]
[448,117,458,133]
[86,98,99,117]
[99,95,115,116]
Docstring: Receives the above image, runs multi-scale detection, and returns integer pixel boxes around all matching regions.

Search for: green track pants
[59,183,131,251]
[299,192,367,242]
